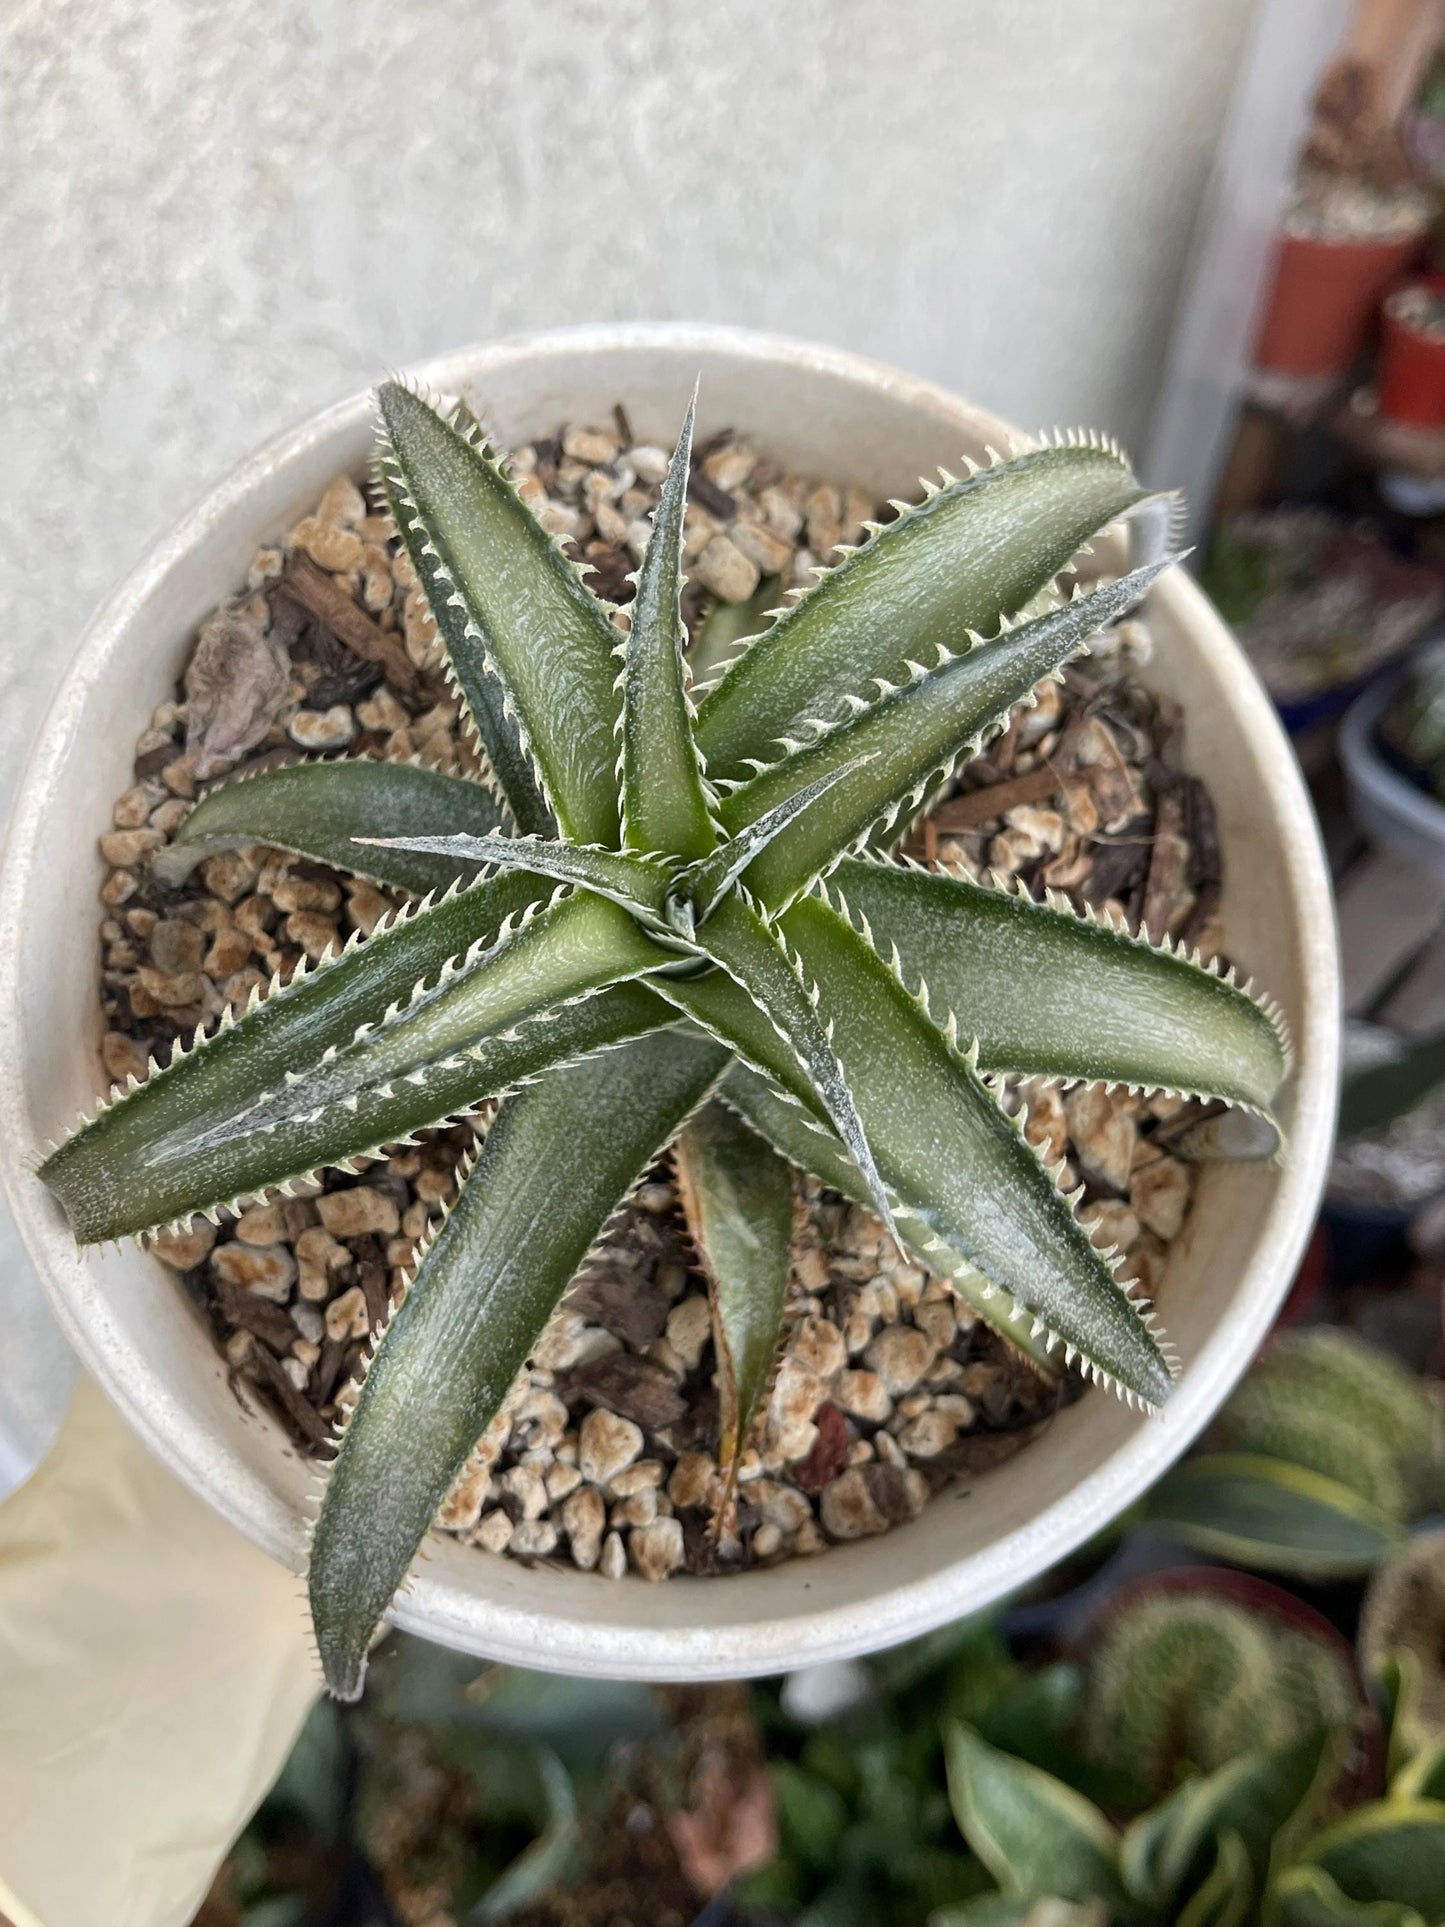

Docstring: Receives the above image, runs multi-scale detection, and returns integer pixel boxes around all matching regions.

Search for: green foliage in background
[1145,1329,1445,1581]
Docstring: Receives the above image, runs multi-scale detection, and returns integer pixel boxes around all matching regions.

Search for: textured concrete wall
[0,0,1255,1471]
[3,0,1255,798]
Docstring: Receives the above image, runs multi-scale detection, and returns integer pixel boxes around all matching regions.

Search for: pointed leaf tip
[620,388,716,863]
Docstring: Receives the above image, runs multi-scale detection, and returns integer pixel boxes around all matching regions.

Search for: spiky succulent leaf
[40,872,673,1240]
[203,888,673,1139]
[669,897,1171,1403]
[157,758,505,896]
[680,888,900,1241]
[718,1060,1059,1377]
[675,1100,795,1496]
[619,391,716,861]
[828,856,1287,1113]
[696,439,1160,783]
[787,895,1174,1402]
[721,562,1169,909]
[942,1720,1126,1908]
[378,383,620,843]
[358,831,674,930]
[310,1028,727,1699]
[380,481,551,839]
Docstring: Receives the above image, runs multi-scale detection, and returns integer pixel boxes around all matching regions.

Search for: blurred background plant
[1142,1326,1445,1579]
[191,1323,1445,1927]
[1380,633,1445,796]
[1198,509,1443,723]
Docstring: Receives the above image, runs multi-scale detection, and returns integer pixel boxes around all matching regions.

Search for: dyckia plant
[41,382,1289,1697]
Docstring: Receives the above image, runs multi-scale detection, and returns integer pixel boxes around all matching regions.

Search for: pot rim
[0,323,1340,1678]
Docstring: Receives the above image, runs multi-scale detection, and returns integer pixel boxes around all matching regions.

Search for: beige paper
[0,1377,319,1927]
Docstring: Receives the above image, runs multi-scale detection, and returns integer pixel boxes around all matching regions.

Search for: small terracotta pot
[1255,230,1423,378]
[1379,279,1445,427]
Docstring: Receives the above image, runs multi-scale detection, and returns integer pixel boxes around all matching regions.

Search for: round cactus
[1081,1586,1357,1794]
[1216,1328,1441,1523]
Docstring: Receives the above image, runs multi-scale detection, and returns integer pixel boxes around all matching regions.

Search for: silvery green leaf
[674,897,1172,1404]
[674,888,899,1242]
[619,390,716,862]
[696,439,1158,783]
[40,871,672,1241]
[675,1100,795,1487]
[309,1027,727,1699]
[157,757,505,897]
[378,383,620,844]
[721,561,1169,910]
[677,757,868,921]
[380,445,552,837]
[202,888,673,1143]
[830,855,1287,1114]
[718,1061,1059,1377]
[356,831,674,928]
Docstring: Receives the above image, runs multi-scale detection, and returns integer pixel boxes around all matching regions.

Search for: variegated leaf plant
[40,380,1289,1698]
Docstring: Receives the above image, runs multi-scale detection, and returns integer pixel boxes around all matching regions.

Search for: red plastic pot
[1379,278,1445,427]
[1255,229,1423,377]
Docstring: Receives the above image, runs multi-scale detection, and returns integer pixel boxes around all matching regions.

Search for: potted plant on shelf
[1254,58,1430,381]
[0,327,1338,1694]
[1379,279,1445,429]
[1342,633,1445,877]
[1199,509,1444,733]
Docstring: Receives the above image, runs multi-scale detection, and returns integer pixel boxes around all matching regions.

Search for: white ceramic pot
[0,325,1339,1680]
